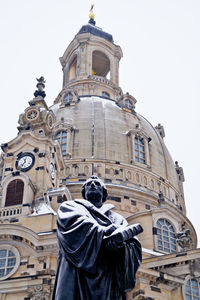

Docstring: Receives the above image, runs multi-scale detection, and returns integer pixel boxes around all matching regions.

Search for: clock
[50,162,56,180]
[16,152,35,172]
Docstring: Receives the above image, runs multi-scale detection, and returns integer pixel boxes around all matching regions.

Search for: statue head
[82,176,108,207]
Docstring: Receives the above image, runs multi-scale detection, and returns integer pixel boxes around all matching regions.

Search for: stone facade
[0,19,200,300]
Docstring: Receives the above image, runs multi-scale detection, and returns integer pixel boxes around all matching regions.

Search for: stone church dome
[51,96,179,194]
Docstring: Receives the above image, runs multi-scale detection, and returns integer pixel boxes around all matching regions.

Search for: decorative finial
[34,76,46,98]
[89,4,96,25]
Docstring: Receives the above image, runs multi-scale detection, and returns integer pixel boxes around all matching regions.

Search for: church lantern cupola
[59,7,123,100]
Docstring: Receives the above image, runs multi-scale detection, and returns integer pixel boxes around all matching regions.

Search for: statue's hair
[82,176,108,203]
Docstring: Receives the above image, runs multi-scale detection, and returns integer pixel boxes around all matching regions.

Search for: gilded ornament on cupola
[89,4,95,25]
[18,77,55,135]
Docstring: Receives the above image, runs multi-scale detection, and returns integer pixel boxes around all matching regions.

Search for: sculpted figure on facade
[28,285,50,300]
[176,228,193,251]
[53,176,143,300]
[175,161,185,182]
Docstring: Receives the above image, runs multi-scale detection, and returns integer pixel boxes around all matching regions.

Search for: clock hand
[21,158,25,167]
[23,158,27,167]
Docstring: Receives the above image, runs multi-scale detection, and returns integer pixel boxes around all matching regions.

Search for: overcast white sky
[0,0,199,246]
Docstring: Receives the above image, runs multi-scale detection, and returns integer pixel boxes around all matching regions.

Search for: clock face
[16,152,35,172]
[50,163,56,180]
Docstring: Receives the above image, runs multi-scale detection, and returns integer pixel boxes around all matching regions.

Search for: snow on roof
[142,247,164,256]
[30,202,56,216]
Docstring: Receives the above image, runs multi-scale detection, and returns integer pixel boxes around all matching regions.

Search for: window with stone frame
[128,130,151,166]
[62,195,67,202]
[135,136,145,164]
[185,278,200,300]
[156,218,177,253]
[102,91,110,99]
[54,130,67,156]
[63,92,73,105]
[5,179,24,207]
[0,246,17,280]
[125,99,134,111]
[68,55,77,81]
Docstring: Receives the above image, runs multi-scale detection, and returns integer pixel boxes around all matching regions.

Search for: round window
[124,99,134,110]
[0,245,20,280]
[26,109,39,120]
[63,92,73,105]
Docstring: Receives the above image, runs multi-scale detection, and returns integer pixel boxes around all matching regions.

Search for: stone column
[0,294,6,300]
[110,56,119,86]
[131,133,135,163]
[144,138,150,166]
[66,130,72,157]
[79,43,88,79]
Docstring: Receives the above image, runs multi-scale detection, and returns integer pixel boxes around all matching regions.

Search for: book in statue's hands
[104,223,143,243]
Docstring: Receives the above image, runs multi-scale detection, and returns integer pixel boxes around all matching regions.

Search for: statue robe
[52,199,142,300]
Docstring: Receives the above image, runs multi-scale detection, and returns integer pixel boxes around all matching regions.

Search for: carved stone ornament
[34,76,46,98]
[158,191,165,206]
[155,123,165,138]
[116,92,137,112]
[175,161,185,182]
[28,285,50,300]
[25,108,39,121]
[61,88,79,107]
[189,258,200,277]
[176,228,193,251]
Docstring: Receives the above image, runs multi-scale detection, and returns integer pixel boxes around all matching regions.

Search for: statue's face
[84,178,103,207]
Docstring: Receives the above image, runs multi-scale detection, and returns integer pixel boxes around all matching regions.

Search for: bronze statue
[53,176,143,300]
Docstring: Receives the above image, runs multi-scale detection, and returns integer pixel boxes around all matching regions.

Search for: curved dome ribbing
[51,96,179,191]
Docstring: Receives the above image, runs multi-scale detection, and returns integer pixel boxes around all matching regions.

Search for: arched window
[5,180,24,207]
[102,91,110,99]
[185,278,200,300]
[125,99,133,110]
[63,92,73,105]
[135,137,145,164]
[62,195,67,202]
[55,130,67,156]
[156,219,177,253]
[68,56,77,81]
[92,51,110,78]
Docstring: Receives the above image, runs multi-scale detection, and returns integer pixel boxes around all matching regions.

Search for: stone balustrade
[0,205,22,218]
[88,75,117,88]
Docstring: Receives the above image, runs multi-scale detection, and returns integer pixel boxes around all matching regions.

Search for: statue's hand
[104,239,125,252]
[119,223,143,241]
[104,223,143,244]
[104,224,118,237]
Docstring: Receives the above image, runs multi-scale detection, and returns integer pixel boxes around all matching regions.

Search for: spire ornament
[34,76,46,98]
[89,4,96,25]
